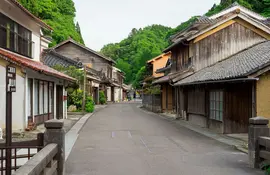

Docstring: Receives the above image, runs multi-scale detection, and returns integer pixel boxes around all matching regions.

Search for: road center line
[140,136,151,153]
[111,131,115,138]
[128,131,132,138]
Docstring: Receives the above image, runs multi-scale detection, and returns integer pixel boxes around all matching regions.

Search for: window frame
[0,12,33,58]
[209,90,224,122]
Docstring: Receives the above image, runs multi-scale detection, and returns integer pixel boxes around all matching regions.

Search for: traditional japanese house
[168,3,270,133]
[42,49,102,104]
[111,67,125,102]
[49,38,116,103]
[0,0,75,131]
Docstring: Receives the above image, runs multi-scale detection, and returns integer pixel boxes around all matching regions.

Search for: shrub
[85,96,95,113]
[68,89,83,110]
[99,91,107,104]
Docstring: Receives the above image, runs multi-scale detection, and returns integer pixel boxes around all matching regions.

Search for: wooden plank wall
[187,86,205,115]
[223,82,252,134]
[171,45,190,73]
[193,22,266,71]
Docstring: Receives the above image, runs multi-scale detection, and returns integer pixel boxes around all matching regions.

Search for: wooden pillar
[166,84,168,113]
[47,81,50,120]
[252,82,257,118]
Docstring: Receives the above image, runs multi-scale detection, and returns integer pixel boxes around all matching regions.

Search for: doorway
[56,85,63,119]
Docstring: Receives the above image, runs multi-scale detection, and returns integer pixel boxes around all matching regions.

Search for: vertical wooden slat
[47,81,50,120]
[43,81,45,123]
[28,148,30,160]
[1,149,3,175]
[14,148,16,171]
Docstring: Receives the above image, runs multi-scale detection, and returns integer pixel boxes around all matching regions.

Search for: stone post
[249,116,269,168]
[44,119,65,175]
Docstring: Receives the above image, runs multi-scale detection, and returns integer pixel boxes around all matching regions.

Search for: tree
[101,25,171,85]
[18,0,85,46]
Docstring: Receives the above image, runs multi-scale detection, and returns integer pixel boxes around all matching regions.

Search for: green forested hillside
[18,0,84,46]
[101,25,171,84]
[101,0,270,87]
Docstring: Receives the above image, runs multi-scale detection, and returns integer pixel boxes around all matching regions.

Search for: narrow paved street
[66,103,263,175]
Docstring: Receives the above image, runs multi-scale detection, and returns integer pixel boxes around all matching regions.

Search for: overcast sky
[73,0,220,51]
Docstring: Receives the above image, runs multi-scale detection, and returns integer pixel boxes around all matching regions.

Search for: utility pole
[6,65,16,175]
[82,65,86,111]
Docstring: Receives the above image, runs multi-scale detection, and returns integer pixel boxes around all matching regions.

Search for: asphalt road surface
[66,103,263,175]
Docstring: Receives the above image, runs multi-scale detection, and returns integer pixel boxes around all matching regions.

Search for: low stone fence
[142,94,161,113]
[14,120,65,175]
[249,116,270,168]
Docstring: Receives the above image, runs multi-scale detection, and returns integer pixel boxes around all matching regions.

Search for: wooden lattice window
[209,90,224,121]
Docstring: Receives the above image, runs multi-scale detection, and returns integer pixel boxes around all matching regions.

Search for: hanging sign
[6,65,16,92]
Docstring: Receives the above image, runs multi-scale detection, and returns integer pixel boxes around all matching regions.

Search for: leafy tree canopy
[101,25,171,84]
[18,0,84,46]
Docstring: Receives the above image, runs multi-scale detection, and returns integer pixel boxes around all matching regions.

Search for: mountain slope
[18,0,84,46]
[101,25,171,84]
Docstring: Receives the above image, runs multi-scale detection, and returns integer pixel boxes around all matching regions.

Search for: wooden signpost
[6,65,16,175]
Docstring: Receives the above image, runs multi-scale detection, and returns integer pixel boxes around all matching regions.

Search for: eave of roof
[0,48,76,82]
[164,11,270,53]
[147,52,171,63]
[9,0,52,30]
[209,2,266,21]
[51,38,116,64]
[155,64,171,73]
[43,49,83,68]
[187,13,270,42]
[174,41,270,86]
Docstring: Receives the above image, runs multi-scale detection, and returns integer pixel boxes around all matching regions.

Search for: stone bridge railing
[249,116,270,168]
[14,120,65,175]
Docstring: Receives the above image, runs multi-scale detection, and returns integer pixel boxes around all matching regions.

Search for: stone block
[45,119,64,129]
[249,150,261,168]
[249,138,258,151]
[249,117,269,125]
[249,126,269,139]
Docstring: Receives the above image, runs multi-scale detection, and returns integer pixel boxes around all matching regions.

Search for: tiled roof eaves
[174,41,270,86]
[0,49,76,82]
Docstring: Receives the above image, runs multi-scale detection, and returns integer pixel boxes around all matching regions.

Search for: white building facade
[0,0,74,131]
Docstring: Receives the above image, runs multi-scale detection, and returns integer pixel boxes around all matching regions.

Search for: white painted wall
[32,34,41,62]
[107,87,111,102]
[0,65,25,131]
[114,87,120,102]
[40,37,51,54]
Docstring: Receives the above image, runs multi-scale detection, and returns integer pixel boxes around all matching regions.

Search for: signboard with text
[6,66,16,92]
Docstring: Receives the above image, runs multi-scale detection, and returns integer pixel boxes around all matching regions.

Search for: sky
[73,0,220,51]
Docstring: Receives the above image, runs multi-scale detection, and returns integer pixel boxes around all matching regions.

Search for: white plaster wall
[40,39,50,54]
[0,66,6,130]
[0,65,25,131]
[32,34,41,61]
[114,88,120,102]
[107,87,111,101]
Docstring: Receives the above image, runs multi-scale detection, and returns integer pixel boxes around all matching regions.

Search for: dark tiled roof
[175,41,270,86]
[0,49,76,82]
[9,0,52,30]
[153,71,183,84]
[42,49,83,68]
[51,38,116,64]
